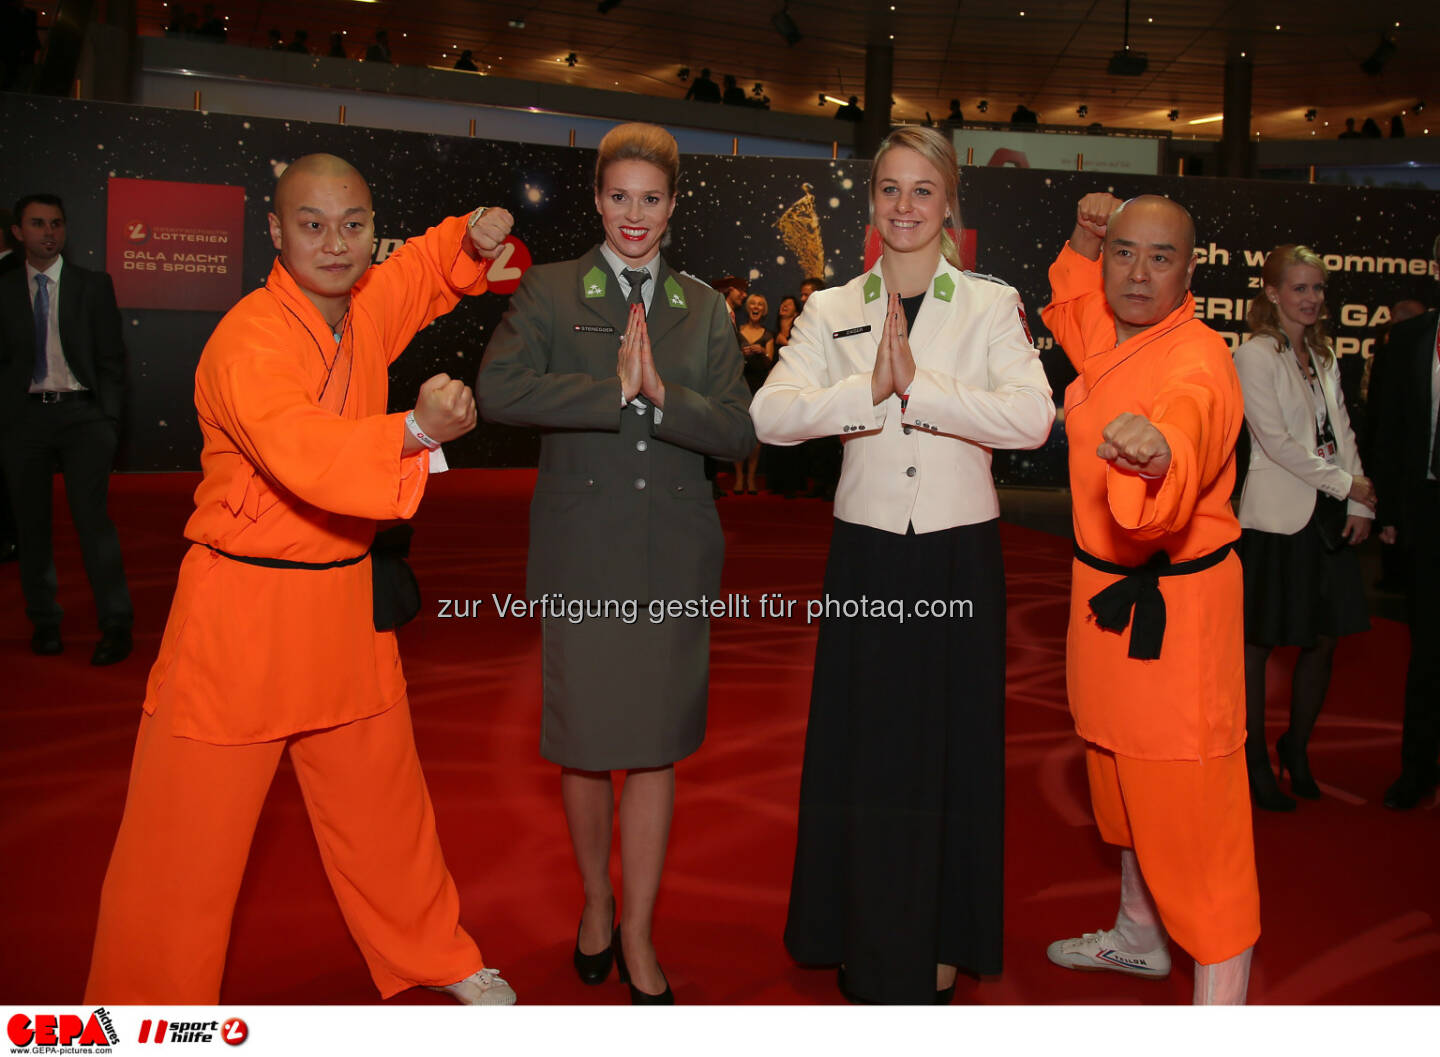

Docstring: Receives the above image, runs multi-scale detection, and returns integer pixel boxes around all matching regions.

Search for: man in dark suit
[2,194,133,663]
[0,209,19,563]
[1373,233,1440,810]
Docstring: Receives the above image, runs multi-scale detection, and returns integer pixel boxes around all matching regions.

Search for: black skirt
[1237,500,1370,648]
[783,517,1006,1003]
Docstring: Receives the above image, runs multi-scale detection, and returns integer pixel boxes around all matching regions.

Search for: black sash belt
[1073,541,1234,661]
[207,545,368,570]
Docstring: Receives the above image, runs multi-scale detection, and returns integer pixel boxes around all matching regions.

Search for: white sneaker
[428,967,518,1005]
[1046,928,1171,979]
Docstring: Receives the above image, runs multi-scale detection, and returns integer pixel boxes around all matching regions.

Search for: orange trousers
[1085,745,1260,965]
[84,695,482,1004]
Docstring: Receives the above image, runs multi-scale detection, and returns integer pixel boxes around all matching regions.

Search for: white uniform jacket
[1233,333,1369,534]
[750,257,1054,535]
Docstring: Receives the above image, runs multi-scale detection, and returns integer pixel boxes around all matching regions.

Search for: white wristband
[467,206,489,229]
[405,410,442,451]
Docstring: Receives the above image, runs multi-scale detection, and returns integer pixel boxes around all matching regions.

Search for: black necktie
[622,268,649,308]
[32,273,50,385]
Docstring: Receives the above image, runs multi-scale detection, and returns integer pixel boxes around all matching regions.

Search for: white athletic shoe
[428,967,518,1005]
[1046,928,1171,979]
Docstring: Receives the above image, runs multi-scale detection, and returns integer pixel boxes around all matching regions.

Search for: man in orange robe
[1040,193,1260,1004]
[84,155,518,1005]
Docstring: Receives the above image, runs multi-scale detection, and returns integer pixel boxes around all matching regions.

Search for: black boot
[1245,643,1296,811]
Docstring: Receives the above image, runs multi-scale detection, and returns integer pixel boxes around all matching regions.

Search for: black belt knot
[1073,541,1233,661]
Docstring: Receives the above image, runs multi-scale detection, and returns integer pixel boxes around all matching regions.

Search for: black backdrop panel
[3,95,1436,485]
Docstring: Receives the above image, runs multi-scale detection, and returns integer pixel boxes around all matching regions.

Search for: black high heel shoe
[614,926,674,1004]
[572,899,615,985]
[1276,732,1321,800]
[1246,756,1297,812]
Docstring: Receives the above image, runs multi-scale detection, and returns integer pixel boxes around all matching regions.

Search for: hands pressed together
[617,302,666,408]
[870,293,918,406]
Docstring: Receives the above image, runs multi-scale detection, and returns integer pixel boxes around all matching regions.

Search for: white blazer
[1233,333,1368,534]
[750,257,1054,534]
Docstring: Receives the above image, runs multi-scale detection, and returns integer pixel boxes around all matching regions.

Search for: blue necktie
[31,273,50,386]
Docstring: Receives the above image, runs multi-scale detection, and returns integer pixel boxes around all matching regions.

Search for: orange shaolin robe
[85,216,490,1004]
[1042,244,1259,963]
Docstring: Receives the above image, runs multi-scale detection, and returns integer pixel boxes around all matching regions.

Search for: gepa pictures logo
[6,1008,119,1051]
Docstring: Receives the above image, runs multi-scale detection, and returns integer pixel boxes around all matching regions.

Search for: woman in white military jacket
[751,126,1053,1004]
[478,124,754,1003]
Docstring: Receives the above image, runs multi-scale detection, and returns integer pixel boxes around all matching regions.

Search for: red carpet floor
[1,469,1436,1005]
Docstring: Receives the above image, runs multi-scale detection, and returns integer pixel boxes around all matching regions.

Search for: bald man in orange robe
[84,155,519,1005]
[1040,193,1260,1004]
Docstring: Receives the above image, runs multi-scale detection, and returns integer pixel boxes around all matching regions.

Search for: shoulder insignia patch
[864,273,883,303]
[933,273,955,302]
[664,275,687,309]
[582,266,607,299]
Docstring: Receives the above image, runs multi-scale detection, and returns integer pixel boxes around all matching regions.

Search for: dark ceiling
[141,0,1439,141]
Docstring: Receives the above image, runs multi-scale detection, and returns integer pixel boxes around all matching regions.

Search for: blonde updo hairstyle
[594,122,681,195]
[1246,244,1334,366]
[869,125,964,270]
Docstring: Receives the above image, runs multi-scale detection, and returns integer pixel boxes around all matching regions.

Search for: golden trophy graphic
[774,182,826,278]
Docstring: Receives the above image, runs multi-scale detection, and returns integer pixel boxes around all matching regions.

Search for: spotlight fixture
[597,0,622,12]
[565,52,577,67]
[1304,108,1317,121]
[1076,104,1088,118]
[977,99,988,113]
[1361,34,1396,76]
[677,66,689,81]
[506,17,525,29]
[1106,0,1148,76]
[753,82,764,96]
[772,4,802,46]
[1415,100,1426,114]
[1167,109,1179,121]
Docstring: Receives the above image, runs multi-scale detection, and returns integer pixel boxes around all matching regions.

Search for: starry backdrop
[3,95,1436,485]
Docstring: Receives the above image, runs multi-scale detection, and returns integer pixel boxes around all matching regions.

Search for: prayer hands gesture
[617,303,666,408]
[467,207,515,260]
[1097,412,1171,477]
[1071,192,1124,260]
[413,373,477,443]
[871,293,917,405]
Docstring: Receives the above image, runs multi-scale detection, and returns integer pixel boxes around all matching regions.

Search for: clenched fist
[467,207,516,260]
[1070,192,1124,260]
[1097,411,1171,476]
[413,373,477,443]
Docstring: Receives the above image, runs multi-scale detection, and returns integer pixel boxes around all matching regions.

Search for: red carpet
[1,469,1436,1005]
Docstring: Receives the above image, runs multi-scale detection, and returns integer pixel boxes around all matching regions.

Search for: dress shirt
[26,256,86,393]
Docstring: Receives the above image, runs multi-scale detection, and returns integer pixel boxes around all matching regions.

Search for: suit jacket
[750,256,1053,535]
[1374,309,1439,539]
[1233,334,1367,534]
[477,245,755,603]
[0,258,127,424]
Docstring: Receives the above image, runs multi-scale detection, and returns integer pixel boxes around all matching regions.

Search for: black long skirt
[783,517,1006,1004]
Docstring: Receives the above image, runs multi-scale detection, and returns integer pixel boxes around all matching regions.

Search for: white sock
[1193,946,1253,1005]
[1113,849,1166,952]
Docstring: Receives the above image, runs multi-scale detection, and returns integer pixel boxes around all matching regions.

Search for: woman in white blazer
[751,126,1053,1004]
[1233,244,1375,811]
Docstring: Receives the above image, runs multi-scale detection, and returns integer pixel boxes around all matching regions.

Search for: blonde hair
[594,123,680,195]
[1246,244,1334,365]
[869,126,963,269]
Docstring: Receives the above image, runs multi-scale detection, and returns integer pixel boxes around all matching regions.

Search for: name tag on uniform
[573,324,616,334]
[832,325,872,339]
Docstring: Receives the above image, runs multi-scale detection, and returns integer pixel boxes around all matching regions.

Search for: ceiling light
[772,5,802,46]
[597,0,623,12]
[1076,104,1088,118]
[977,99,988,113]
[1304,108,1317,121]
[677,66,689,80]
[507,18,526,29]
[1188,114,1224,125]
[1168,109,1181,121]
[565,52,577,66]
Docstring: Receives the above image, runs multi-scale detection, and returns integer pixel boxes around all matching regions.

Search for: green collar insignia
[664,275,687,309]
[933,273,955,302]
[864,273,882,303]
[583,266,607,299]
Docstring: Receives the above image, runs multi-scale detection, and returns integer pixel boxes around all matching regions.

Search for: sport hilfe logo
[7,1009,120,1049]
[138,1017,248,1044]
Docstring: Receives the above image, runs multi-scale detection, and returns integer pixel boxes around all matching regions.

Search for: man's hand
[1097,412,1171,476]
[1379,525,1397,545]
[1342,515,1372,545]
[1070,192,1123,260]
[467,207,515,260]
[412,373,477,443]
[1348,473,1377,510]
